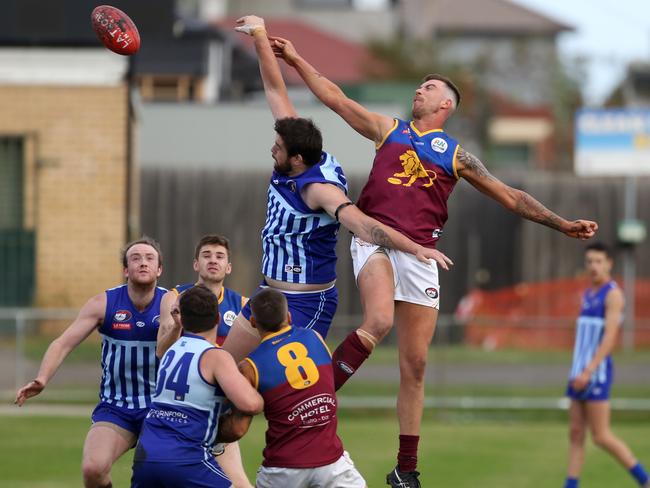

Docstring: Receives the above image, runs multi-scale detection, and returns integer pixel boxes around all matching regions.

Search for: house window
[0,137,23,229]
[0,136,35,305]
[137,75,199,102]
[488,143,531,169]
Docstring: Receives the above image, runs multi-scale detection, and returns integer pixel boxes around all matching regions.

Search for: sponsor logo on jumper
[112,322,132,330]
[114,310,132,322]
[432,229,443,239]
[152,315,160,327]
[136,321,145,328]
[285,264,303,274]
[147,408,190,424]
[287,393,337,427]
[223,311,237,327]
[431,137,448,153]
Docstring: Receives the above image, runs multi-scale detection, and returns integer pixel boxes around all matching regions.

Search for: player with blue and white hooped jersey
[15,238,165,488]
[224,16,445,366]
[132,285,263,488]
[563,243,650,488]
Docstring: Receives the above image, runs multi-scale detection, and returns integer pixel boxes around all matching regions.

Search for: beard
[412,102,440,120]
[273,158,291,175]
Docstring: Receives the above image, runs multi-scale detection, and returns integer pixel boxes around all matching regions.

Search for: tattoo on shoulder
[457,148,496,181]
[370,226,394,248]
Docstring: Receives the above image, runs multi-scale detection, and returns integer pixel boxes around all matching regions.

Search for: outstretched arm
[303,182,453,270]
[15,293,105,406]
[235,15,296,119]
[456,147,598,239]
[271,36,393,143]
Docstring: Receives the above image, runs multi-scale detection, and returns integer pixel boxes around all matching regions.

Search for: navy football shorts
[242,282,338,338]
[91,402,149,435]
[566,362,613,402]
[131,457,230,488]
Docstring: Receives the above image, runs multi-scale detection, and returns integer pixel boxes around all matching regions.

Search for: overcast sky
[512,0,650,105]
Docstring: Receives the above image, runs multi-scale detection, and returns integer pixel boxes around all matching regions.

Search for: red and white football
[91,5,141,56]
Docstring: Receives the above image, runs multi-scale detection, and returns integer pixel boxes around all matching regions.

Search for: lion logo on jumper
[387,150,437,187]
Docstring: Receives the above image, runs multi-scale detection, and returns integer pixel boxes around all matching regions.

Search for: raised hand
[235,15,265,36]
[268,36,299,67]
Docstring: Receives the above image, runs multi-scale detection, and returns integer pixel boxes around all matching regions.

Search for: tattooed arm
[303,182,453,269]
[456,147,598,239]
[270,35,393,144]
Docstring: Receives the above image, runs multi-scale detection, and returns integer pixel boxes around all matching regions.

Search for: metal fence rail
[2,308,648,413]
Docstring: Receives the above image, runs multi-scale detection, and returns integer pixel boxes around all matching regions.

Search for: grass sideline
[2,413,649,488]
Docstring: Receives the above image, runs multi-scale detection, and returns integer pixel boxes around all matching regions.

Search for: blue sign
[575,108,650,176]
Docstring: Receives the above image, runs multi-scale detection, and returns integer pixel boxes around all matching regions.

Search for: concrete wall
[138,100,405,175]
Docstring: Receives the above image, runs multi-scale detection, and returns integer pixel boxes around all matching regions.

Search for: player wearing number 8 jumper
[219,288,367,488]
[131,285,263,488]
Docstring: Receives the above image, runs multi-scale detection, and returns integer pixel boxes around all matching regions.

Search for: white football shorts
[350,236,440,309]
[256,451,366,488]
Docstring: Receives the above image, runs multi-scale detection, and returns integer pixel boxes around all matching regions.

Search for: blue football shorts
[566,361,613,402]
[91,401,149,435]
[131,457,231,488]
[241,282,338,338]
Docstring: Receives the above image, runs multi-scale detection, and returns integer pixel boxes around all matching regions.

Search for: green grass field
[2,412,649,487]
[4,339,649,486]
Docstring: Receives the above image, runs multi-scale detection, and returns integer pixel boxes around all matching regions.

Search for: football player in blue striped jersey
[564,243,649,488]
[16,237,166,488]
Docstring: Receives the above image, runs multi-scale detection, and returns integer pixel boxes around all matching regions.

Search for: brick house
[0,2,135,307]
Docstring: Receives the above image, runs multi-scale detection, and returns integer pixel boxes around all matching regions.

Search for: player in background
[219,288,367,488]
[223,15,452,366]
[564,242,649,488]
[271,37,599,487]
[132,285,263,488]
[156,234,251,488]
[157,234,246,353]
[15,237,166,488]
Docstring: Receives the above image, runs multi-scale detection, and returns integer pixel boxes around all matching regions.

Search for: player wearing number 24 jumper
[132,285,263,488]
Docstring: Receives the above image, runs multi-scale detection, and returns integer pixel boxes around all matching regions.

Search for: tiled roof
[216,17,383,84]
